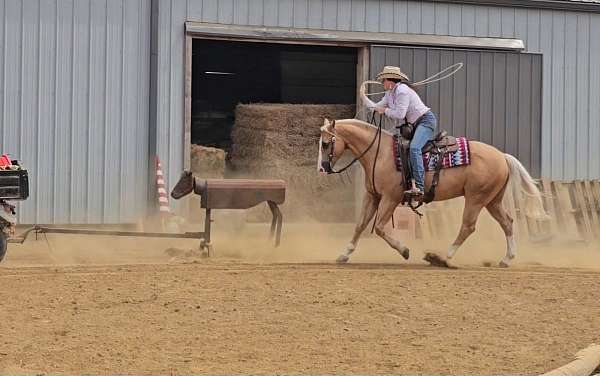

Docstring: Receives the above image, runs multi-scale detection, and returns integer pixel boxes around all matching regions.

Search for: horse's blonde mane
[335,118,394,136]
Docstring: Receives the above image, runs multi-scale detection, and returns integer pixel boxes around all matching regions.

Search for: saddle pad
[393,136,471,172]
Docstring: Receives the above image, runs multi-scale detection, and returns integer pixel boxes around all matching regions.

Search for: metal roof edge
[423,0,600,13]
[185,22,525,51]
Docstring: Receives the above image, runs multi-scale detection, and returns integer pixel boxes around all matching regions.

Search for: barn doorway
[190,39,358,151]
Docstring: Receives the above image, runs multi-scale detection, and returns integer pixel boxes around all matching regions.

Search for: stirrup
[404,187,424,197]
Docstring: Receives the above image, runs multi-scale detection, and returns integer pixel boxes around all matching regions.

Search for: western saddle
[396,129,458,211]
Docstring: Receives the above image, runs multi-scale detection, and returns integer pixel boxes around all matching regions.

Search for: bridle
[320,113,384,195]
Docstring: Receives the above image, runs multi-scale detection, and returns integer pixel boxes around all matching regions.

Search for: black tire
[0,231,7,263]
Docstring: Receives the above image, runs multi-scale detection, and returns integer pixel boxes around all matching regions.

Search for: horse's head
[171,170,195,199]
[318,118,347,174]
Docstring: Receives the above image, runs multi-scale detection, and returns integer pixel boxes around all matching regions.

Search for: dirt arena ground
[1,215,599,376]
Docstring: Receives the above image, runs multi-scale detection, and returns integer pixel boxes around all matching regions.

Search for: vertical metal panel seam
[460,3,463,35]
[321,0,325,28]
[391,0,395,32]
[53,0,59,222]
[504,52,507,152]
[18,0,23,222]
[102,0,109,221]
[232,0,236,25]
[478,52,482,140]
[437,50,441,116]
[561,11,566,179]
[518,54,522,160]
[119,0,125,220]
[465,52,469,136]
[405,1,409,31]
[67,0,73,221]
[140,0,148,217]
[451,50,455,135]
[587,13,592,178]
[419,1,423,33]
[486,6,490,36]
[134,0,141,218]
[135,0,142,218]
[1,0,5,150]
[491,52,495,145]
[69,0,76,222]
[36,0,41,222]
[432,3,438,34]
[86,1,92,221]
[167,0,172,188]
[574,14,579,179]
[550,11,554,178]
[200,0,203,22]
[366,0,370,31]
[247,0,251,25]
[530,54,535,174]
[538,9,542,51]
[349,0,352,30]
[337,0,342,30]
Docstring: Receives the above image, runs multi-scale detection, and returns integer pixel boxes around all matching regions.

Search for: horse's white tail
[504,154,549,220]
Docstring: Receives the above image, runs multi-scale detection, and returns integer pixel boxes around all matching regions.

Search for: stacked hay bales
[229,104,356,222]
[190,144,226,179]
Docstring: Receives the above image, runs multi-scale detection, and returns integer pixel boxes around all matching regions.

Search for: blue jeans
[409,111,437,191]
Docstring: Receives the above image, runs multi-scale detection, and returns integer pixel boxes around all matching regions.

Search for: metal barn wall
[0,0,151,224]
[156,0,600,189]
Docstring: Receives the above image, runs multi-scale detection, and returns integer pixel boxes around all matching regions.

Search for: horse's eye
[321,141,330,150]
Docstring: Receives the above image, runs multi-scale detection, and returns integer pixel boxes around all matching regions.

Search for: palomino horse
[318,116,548,268]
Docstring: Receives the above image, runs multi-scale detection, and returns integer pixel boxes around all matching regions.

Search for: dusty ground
[0,216,599,376]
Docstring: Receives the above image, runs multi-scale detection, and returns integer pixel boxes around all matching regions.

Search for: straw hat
[376,66,409,82]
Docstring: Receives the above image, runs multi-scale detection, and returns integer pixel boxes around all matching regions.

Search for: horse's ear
[331,120,336,129]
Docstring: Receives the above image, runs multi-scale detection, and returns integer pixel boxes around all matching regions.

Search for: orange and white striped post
[155,156,171,218]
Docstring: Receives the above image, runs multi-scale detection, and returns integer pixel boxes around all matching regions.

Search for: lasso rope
[356,63,463,121]
[363,62,464,97]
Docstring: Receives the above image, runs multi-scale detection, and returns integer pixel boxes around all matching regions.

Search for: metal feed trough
[2,169,286,261]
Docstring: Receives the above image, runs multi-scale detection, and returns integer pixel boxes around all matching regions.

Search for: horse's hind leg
[486,191,515,267]
[447,199,485,260]
[373,196,410,260]
[336,192,378,263]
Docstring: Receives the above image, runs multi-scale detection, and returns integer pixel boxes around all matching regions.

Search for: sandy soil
[0,217,599,376]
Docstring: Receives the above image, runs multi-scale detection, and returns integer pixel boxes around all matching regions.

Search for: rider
[368,66,437,198]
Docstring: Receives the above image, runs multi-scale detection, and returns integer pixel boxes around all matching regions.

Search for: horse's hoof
[499,260,510,268]
[399,247,410,260]
[423,252,457,269]
[336,255,349,264]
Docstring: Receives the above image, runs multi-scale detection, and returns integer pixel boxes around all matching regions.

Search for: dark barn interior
[190,39,357,150]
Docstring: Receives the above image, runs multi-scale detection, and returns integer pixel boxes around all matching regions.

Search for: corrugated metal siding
[156,0,600,183]
[371,46,542,177]
[0,0,151,224]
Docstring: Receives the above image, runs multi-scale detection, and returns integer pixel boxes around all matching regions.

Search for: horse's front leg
[373,196,410,260]
[336,192,378,263]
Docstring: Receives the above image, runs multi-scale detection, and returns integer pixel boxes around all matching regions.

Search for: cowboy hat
[376,66,409,82]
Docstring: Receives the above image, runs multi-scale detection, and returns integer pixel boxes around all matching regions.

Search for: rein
[325,113,383,176]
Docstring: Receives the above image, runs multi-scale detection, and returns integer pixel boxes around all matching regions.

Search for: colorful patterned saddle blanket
[393,135,471,173]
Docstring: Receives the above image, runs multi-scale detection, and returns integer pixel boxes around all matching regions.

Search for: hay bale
[229,104,356,222]
[190,145,226,179]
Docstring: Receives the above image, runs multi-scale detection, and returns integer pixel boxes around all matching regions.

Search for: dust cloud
[4,192,599,271]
